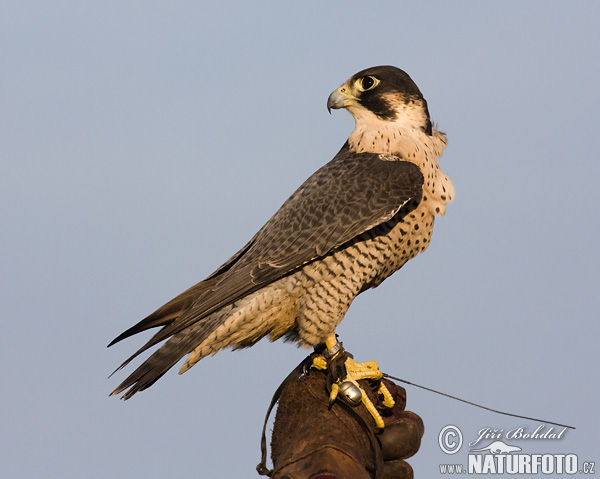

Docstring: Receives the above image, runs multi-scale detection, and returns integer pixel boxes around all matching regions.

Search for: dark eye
[361,76,376,90]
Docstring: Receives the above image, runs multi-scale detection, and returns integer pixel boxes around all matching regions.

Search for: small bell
[338,381,362,406]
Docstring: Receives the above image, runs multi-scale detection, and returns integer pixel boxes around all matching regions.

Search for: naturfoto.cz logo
[437,424,594,475]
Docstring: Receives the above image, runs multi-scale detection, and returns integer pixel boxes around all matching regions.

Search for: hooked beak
[327,86,356,113]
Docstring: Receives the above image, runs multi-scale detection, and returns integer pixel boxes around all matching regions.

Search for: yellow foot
[312,338,395,429]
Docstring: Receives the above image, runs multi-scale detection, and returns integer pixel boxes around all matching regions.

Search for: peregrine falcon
[110,66,454,418]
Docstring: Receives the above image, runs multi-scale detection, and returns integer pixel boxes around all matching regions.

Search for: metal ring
[323,341,342,359]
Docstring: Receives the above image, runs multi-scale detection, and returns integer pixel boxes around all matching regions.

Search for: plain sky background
[2,1,599,477]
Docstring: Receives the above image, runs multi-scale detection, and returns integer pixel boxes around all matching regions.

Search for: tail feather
[110,319,216,399]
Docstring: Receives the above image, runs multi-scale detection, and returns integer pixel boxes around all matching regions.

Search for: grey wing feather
[109,144,423,397]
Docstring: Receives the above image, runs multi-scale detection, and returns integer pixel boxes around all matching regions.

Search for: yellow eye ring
[357,76,379,91]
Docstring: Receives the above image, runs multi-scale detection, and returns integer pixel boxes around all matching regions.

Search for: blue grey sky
[2,1,598,477]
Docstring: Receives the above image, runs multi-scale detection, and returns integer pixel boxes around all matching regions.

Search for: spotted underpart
[109,66,454,399]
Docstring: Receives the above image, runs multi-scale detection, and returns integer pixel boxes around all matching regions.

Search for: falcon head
[327,65,432,135]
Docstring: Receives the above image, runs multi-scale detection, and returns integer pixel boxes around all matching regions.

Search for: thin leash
[382,372,575,430]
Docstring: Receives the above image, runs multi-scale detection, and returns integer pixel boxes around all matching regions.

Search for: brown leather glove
[269,368,424,479]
